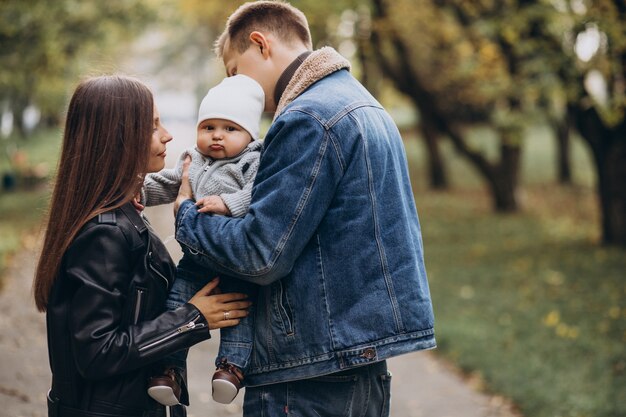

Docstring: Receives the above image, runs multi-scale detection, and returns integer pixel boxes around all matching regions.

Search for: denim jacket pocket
[272,281,295,336]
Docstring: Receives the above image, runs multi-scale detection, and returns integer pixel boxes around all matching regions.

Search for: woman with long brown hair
[33,75,250,417]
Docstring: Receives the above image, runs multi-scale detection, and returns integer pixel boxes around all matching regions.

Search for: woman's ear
[249,31,270,58]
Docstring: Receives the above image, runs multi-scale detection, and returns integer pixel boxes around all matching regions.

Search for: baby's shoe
[211,358,244,404]
[148,368,182,406]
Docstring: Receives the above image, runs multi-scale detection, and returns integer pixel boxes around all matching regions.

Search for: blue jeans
[165,253,257,372]
[243,361,391,417]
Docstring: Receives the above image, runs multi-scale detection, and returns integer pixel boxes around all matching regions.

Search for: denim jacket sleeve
[175,111,342,285]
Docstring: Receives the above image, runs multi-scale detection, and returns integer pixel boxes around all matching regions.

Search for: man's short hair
[215,1,312,58]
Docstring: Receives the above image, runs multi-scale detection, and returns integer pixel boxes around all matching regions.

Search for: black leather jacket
[46,203,210,417]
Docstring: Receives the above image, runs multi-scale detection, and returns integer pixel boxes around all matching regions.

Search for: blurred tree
[437,0,579,204]
[0,0,156,137]
[365,0,543,210]
[362,0,625,243]
[524,0,626,245]
[179,0,239,39]
[565,0,626,246]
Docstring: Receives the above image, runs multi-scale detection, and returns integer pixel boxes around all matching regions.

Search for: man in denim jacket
[174,2,435,415]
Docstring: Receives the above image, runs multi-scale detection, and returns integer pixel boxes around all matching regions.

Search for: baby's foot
[148,368,182,406]
[211,358,244,404]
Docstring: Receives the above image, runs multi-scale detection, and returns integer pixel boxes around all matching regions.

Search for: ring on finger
[223,310,230,320]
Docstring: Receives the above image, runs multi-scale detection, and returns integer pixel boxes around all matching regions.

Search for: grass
[404,127,625,417]
[0,129,61,173]
[0,129,60,286]
[0,189,50,285]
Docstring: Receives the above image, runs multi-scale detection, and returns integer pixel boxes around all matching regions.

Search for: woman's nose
[161,127,173,143]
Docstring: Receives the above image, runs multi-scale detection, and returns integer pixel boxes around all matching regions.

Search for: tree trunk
[489,142,521,212]
[420,116,448,189]
[369,0,520,209]
[355,32,381,99]
[12,103,27,139]
[441,124,521,212]
[575,105,626,246]
[8,89,32,139]
[601,137,626,245]
[552,113,572,184]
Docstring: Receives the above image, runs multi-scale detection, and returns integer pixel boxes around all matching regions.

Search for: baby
[142,74,264,405]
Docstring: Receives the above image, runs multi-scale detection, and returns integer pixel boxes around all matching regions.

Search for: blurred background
[0,1,624,417]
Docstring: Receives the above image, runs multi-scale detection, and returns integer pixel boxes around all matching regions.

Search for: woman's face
[147,105,173,173]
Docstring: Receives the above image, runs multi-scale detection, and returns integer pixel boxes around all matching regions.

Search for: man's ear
[249,31,270,58]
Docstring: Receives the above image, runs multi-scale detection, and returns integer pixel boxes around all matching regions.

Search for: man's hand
[196,195,231,215]
[174,155,193,217]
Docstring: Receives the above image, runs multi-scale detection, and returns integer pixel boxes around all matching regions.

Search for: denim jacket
[176,47,435,386]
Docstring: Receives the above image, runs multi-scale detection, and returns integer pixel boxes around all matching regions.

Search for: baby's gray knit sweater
[142,140,262,218]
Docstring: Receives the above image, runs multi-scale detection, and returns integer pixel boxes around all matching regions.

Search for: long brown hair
[33,75,154,312]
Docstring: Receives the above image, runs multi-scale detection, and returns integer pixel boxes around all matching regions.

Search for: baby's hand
[196,195,231,215]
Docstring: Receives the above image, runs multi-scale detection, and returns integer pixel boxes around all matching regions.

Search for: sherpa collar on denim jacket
[274,47,351,118]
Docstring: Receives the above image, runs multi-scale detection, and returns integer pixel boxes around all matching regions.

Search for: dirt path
[0,243,50,417]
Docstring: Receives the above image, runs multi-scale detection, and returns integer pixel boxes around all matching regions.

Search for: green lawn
[1,129,62,174]
[0,129,60,286]
[405,128,625,417]
[0,189,50,285]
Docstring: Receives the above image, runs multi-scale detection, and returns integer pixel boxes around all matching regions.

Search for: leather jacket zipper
[133,288,145,324]
[147,252,170,288]
[138,314,206,352]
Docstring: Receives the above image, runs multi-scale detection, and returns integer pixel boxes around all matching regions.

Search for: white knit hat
[197,74,265,140]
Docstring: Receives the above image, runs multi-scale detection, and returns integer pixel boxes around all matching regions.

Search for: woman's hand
[188,278,251,330]
[196,195,231,215]
[131,192,145,211]
[174,155,193,217]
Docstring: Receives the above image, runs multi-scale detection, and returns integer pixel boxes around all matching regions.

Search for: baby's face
[197,118,252,159]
